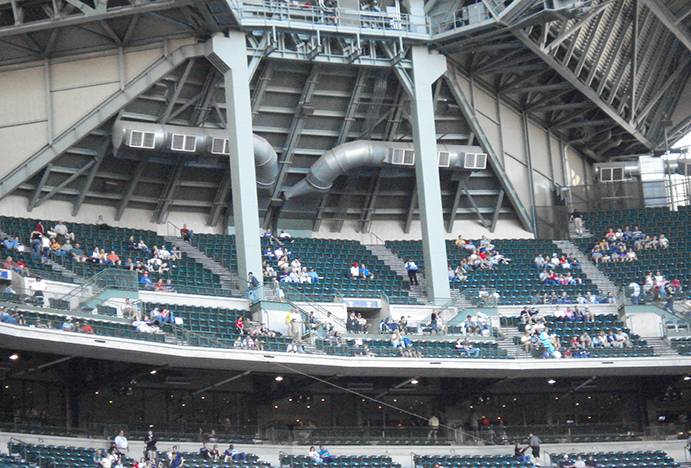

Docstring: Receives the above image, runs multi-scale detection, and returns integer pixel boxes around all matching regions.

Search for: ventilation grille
[171,134,197,152]
[438,151,451,167]
[390,148,415,165]
[128,131,156,149]
[211,138,230,155]
[464,153,487,170]
[600,167,626,182]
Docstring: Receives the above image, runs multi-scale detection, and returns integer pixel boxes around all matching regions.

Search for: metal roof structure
[1,0,690,232]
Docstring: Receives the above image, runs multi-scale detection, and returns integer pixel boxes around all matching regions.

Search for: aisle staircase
[496,326,531,359]
[363,244,428,304]
[643,336,680,357]
[554,240,618,296]
[165,236,240,295]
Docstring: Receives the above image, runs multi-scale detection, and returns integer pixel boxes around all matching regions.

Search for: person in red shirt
[236,317,244,335]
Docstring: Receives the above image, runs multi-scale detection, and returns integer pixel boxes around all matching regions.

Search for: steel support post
[410,45,450,304]
[209,32,263,290]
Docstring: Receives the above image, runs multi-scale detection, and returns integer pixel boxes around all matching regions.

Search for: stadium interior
[1,0,691,466]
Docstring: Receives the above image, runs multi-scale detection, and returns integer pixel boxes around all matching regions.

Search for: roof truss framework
[3,0,691,230]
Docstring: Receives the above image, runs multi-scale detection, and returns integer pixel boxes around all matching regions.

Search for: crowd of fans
[1,218,184,294]
[261,229,323,284]
[586,225,669,264]
[452,235,512,275]
[516,305,632,359]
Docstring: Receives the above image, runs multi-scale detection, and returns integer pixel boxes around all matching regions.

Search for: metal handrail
[280,283,347,331]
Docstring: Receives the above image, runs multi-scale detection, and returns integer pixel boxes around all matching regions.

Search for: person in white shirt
[114,430,129,453]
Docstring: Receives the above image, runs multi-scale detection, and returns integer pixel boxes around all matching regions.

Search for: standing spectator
[528,433,541,461]
[168,446,184,468]
[114,430,129,453]
[144,430,157,463]
[428,414,440,438]
[571,209,583,235]
[289,309,303,338]
[29,276,47,304]
[405,259,419,286]
[248,272,260,302]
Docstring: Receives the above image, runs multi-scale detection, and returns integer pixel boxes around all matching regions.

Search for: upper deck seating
[386,239,598,305]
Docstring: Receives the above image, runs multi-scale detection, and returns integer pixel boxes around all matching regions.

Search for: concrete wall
[449,70,592,227]
[0,39,195,187]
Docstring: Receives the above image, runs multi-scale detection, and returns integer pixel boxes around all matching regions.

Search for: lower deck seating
[415,455,533,468]
[669,336,691,355]
[550,451,678,468]
[511,313,656,358]
[282,454,401,468]
[317,337,511,359]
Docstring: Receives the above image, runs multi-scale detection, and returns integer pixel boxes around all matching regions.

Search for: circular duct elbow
[253,134,278,190]
[284,141,391,199]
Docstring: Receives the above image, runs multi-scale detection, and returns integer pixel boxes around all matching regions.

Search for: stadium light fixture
[411,379,419,385]
[684,376,691,381]
[275,376,284,382]
[9,353,18,361]
[548,379,556,384]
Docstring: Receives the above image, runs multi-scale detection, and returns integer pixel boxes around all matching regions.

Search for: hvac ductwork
[111,121,278,189]
[283,140,487,199]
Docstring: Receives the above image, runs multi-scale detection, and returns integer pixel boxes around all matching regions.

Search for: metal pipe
[284,140,484,199]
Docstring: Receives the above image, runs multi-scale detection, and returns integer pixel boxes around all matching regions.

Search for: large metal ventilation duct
[284,140,487,199]
[112,121,278,189]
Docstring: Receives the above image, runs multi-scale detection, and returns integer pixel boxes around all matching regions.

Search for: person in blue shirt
[168,446,184,468]
[223,444,245,462]
[317,446,332,464]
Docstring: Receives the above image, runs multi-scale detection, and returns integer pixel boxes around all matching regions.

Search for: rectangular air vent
[129,130,156,149]
[600,167,625,182]
[171,134,197,152]
[464,153,487,170]
[438,151,451,167]
[211,138,229,155]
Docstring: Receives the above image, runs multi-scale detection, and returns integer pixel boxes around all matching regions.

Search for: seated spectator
[308,447,322,464]
[154,279,166,291]
[165,279,176,293]
[514,442,530,463]
[70,243,87,263]
[90,247,103,263]
[306,267,320,283]
[519,331,535,353]
[62,317,75,332]
[224,445,245,462]
[317,446,332,464]
[107,251,121,266]
[357,313,369,333]
[170,246,182,261]
[140,272,153,288]
[615,329,632,347]
[200,443,215,461]
[158,245,171,261]
[279,229,294,243]
[574,456,586,468]
[585,456,599,468]
[286,340,305,353]
[81,322,95,334]
[96,215,112,230]
[391,330,405,348]
[137,239,150,253]
[398,316,408,332]
[348,262,360,279]
[455,235,475,250]
[3,236,20,250]
[180,224,192,241]
[562,455,575,468]
[457,337,480,357]
[359,264,374,280]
